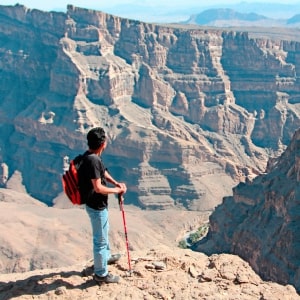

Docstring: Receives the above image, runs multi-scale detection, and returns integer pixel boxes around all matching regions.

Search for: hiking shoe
[93,273,120,284]
[108,254,121,265]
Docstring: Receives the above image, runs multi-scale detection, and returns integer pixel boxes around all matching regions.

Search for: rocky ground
[0,246,299,300]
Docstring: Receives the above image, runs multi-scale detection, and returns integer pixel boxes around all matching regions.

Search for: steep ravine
[196,127,300,292]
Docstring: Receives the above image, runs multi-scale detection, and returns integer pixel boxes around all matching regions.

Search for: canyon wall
[1,5,300,209]
[196,127,300,291]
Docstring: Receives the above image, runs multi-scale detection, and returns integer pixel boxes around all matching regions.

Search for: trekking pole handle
[118,193,124,211]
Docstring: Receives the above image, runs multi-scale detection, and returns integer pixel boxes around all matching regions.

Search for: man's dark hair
[87,127,106,150]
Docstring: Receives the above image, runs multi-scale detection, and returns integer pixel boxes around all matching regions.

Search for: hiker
[79,127,127,284]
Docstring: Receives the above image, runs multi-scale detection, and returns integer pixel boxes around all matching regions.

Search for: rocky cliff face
[1,4,300,209]
[196,127,300,292]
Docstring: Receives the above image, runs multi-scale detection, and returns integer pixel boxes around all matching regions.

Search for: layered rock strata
[196,127,300,292]
[1,5,300,209]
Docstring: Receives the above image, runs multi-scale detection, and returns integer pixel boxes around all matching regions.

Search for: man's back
[79,151,107,210]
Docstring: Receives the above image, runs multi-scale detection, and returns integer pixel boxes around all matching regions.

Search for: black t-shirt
[78,151,108,210]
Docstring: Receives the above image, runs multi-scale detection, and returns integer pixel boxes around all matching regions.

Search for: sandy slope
[0,188,209,274]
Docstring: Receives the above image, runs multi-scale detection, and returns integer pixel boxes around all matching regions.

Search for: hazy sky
[1,1,299,22]
[2,0,300,11]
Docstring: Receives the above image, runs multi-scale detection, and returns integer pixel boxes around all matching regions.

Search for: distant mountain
[183,8,299,27]
[100,2,300,23]
[186,8,268,25]
[220,2,299,19]
[287,14,300,25]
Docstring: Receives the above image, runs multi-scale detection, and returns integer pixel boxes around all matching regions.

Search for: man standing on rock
[79,127,127,284]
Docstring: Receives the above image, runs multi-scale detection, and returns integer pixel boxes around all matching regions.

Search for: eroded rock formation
[196,127,300,292]
[1,4,300,209]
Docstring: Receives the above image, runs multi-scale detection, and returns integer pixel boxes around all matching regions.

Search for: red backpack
[62,155,84,205]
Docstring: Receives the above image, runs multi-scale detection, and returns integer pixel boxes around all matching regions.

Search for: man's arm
[91,177,126,195]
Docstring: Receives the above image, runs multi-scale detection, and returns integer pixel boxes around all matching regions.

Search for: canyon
[1,3,300,297]
[1,4,300,211]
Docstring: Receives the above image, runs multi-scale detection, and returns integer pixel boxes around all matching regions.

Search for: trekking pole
[118,193,132,275]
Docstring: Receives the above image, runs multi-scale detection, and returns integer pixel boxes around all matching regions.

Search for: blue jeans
[86,205,111,277]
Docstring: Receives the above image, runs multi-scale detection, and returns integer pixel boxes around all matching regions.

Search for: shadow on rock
[0,267,96,300]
